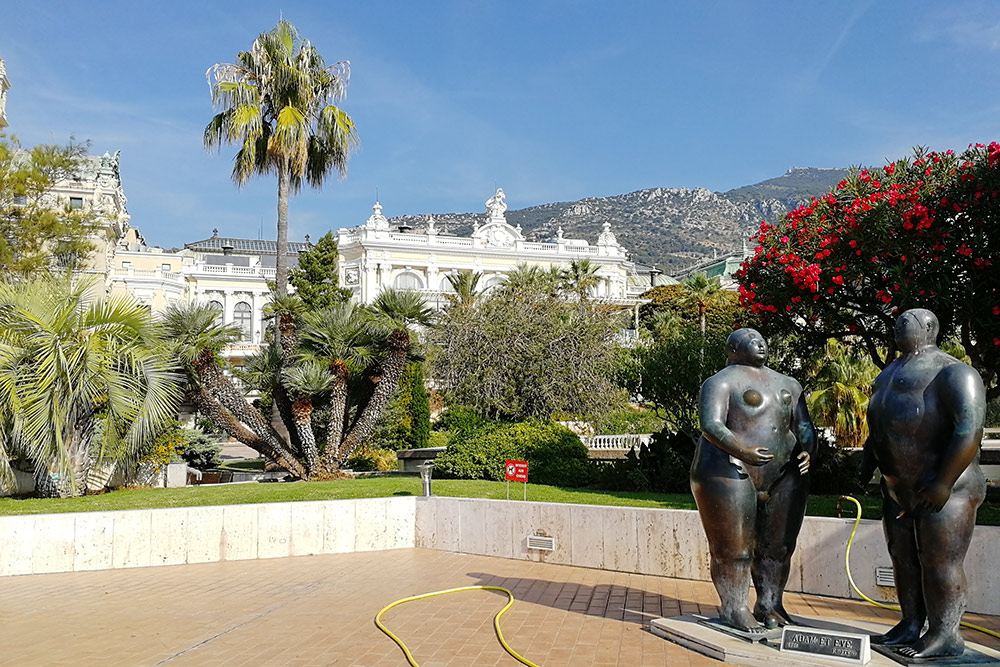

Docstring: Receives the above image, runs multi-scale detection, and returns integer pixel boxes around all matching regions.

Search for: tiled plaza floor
[1,547,998,666]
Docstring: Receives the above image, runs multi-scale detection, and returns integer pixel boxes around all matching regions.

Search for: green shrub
[435,421,592,487]
[809,436,864,495]
[345,446,398,472]
[178,429,223,470]
[593,405,665,435]
[366,362,432,450]
[593,429,695,493]
[433,405,487,436]
[427,431,451,449]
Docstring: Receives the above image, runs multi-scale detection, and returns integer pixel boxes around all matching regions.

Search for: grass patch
[0,478,994,525]
[217,459,265,471]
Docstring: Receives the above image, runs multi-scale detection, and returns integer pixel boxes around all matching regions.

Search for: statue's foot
[897,631,965,659]
[720,608,765,633]
[872,619,922,646]
[754,603,792,629]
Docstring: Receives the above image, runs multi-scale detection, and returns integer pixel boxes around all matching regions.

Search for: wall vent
[876,566,895,588]
[526,535,556,551]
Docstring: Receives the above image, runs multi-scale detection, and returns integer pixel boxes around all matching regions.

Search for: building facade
[0,57,9,129]
[339,189,642,308]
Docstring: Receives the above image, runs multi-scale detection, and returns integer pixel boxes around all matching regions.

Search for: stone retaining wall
[1,495,996,617]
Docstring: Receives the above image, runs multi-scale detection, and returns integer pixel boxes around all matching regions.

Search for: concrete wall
[0,497,415,576]
[1,494,996,617]
[413,497,1000,617]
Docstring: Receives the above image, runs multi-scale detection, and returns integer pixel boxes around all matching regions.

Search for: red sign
[505,460,528,483]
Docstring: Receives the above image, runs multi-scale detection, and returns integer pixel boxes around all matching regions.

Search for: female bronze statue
[691,328,814,631]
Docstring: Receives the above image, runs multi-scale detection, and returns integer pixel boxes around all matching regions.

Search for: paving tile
[0,546,997,666]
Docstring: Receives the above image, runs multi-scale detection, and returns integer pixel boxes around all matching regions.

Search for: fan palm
[162,302,307,478]
[0,279,181,497]
[561,258,603,301]
[678,273,726,335]
[334,289,433,461]
[807,339,879,449]
[298,302,379,470]
[204,20,358,296]
[444,271,482,308]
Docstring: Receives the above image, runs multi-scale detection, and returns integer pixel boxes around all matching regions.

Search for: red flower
[832,275,844,285]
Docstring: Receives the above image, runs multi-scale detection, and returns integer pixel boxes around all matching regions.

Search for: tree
[205,20,358,296]
[806,339,879,449]
[165,289,431,478]
[433,279,625,421]
[738,143,1000,397]
[560,258,603,301]
[677,273,727,335]
[289,231,352,309]
[0,135,99,276]
[444,271,482,308]
[0,279,181,497]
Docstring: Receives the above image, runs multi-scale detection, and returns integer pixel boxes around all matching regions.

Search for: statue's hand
[915,479,952,513]
[796,451,810,475]
[742,446,774,466]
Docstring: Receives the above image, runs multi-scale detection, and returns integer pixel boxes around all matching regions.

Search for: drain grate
[876,566,895,587]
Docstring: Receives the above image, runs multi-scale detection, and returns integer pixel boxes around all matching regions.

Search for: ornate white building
[338,189,640,308]
[0,57,9,129]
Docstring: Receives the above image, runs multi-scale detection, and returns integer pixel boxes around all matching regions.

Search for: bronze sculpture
[862,308,987,659]
[691,328,815,631]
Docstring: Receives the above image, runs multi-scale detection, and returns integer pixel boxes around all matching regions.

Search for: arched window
[393,271,424,290]
[233,302,252,341]
[207,300,224,326]
[440,274,457,292]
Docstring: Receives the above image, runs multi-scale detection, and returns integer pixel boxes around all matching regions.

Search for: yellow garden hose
[839,495,1000,641]
[375,585,542,667]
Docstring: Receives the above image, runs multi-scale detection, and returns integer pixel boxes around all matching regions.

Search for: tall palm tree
[204,20,359,296]
[0,279,181,497]
[162,302,307,478]
[678,273,725,335]
[560,258,603,301]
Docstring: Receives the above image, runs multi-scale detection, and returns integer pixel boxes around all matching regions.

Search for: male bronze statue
[862,308,987,659]
[692,328,814,631]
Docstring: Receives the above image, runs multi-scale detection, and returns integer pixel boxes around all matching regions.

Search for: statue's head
[894,308,939,352]
[727,328,768,367]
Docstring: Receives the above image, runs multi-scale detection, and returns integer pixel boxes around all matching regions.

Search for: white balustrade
[582,433,654,451]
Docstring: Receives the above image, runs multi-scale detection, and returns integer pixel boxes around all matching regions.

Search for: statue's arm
[792,388,816,475]
[699,376,773,465]
[859,436,879,485]
[933,364,986,491]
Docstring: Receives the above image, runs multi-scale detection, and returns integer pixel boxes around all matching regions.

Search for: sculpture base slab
[650,615,1000,666]
[872,644,1000,666]
[696,617,783,643]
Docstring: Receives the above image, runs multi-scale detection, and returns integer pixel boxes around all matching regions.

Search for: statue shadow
[463,570,718,627]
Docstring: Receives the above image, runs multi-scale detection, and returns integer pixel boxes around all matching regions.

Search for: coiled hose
[375,585,542,667]
[838,495,1000,640]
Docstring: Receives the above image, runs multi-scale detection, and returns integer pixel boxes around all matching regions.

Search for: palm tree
[0,279,181,497]
[280,361,331,473]
[335,289,433,462]
[560,258,603,301]
[678,273,726,335]
[297,302,379,471]
[162,302,307,478]
[807,339,879,449]
[444,271,482,308]
[204,20,358,296]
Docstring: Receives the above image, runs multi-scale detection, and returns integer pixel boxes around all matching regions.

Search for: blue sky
[2,1,1000,248]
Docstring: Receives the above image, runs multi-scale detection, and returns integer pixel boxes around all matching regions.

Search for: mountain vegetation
[389,168,849,272]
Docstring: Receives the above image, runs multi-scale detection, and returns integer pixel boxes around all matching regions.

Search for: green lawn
[0,477,994,524]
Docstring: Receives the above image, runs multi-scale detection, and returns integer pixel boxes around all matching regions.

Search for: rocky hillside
[390,167,850,271]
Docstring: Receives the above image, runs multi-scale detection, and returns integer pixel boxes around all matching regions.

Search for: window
[161,263,172,272]
[121,261,133,270]
[393,271,424,290]
[233,302,252,341]
[69,197,83,210]
[12,194,26,206]
[207,300,224,326]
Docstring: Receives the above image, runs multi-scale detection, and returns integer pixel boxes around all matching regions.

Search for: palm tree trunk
[338,330,409,461]
[291,397,320,475]
[275,162,291,296]
[322,365,349,471]
[193,351,306,478]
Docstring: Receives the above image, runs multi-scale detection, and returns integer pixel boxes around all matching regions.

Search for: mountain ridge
[389,167,849,271]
